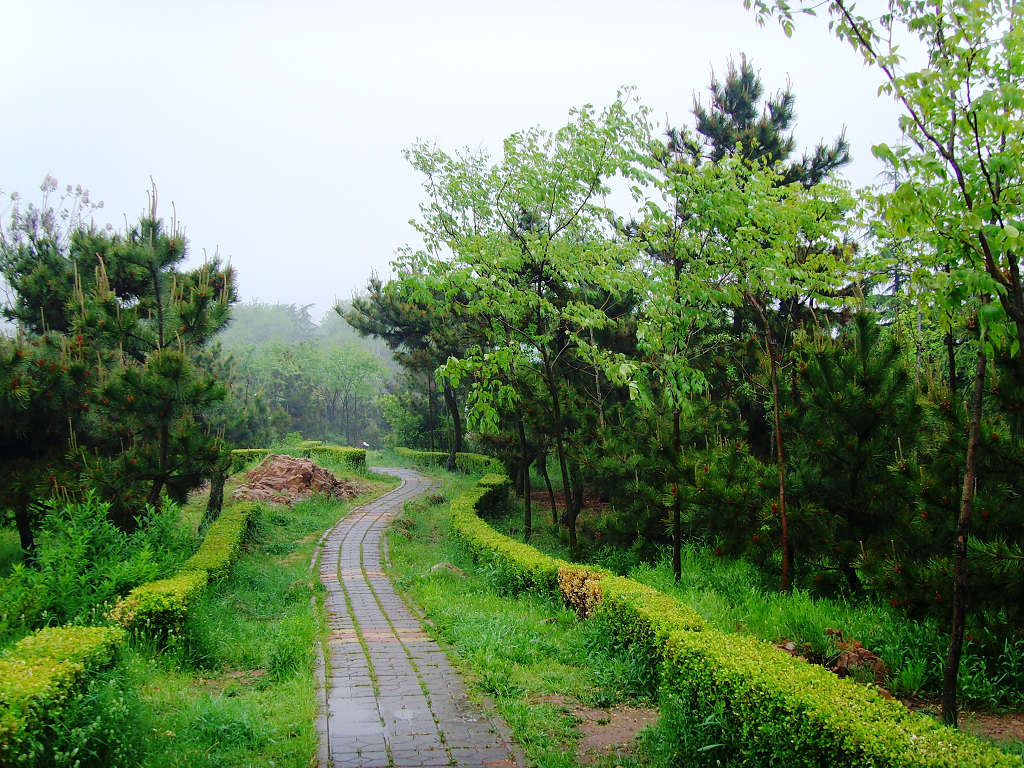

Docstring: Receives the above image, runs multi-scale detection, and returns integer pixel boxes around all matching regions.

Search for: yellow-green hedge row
[0,626,125,765]
[309,445,367,472]
[109,502,257,634]
[447,471,1019,768]
[395,447,503,475]
[229,448,270,472]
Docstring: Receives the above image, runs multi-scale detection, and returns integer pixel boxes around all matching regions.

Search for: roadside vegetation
[386,468,660,768]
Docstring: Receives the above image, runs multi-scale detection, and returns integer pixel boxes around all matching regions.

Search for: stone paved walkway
[315,467,523,768]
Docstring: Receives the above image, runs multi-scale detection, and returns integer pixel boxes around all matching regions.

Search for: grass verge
[126,464,397,768]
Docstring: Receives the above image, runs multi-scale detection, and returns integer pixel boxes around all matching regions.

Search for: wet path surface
[315,467,522,768]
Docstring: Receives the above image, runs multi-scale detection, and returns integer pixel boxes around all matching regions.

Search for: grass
[385,469,661,768]
[0,525,22,576]
[123,459,398,768]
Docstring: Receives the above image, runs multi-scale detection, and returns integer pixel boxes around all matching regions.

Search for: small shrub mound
[0,625,125,766]
[309,445,366,472]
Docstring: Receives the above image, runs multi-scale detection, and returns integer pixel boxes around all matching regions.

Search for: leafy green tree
[407,94,642,553]
[751,0,1024,727]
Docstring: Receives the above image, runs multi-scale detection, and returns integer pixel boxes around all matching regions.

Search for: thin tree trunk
[942,343,986,728]
[518,419,531,542]
[540,449,558,525]
[672,409,682,582]
[442,381,462,472]
[14,504,35,560]
[748,292,791,592]
[200,470,226,533]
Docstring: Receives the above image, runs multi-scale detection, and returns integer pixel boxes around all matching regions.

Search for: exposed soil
[961,711,1024,743]
[528,489,613,514]
[232,454,365,505]
[534,695,658,765]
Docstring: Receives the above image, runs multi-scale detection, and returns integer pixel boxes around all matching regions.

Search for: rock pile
[233,454,362,505]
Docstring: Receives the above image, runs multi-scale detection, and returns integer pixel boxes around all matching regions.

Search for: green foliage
[229,448,271,472]
[658,626,1019,767]
[0,495,194,643]
[395,447,503,475]
[109,502,256,635]
[308,445,366,472]
[0,625,126,766]
[447,467,1018,766]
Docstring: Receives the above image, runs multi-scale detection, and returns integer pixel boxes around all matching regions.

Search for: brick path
[314,467,523,768]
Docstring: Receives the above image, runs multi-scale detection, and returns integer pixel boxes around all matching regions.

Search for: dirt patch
[533,695,658,765]
[233,454,364,505]
[576,706,659,764]
[529,490,613,514]
[199,669,266,695]
[962,712,1024,743]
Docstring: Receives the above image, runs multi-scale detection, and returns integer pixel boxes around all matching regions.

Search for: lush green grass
[125,463,397,768]
[0,525,22,576]
[386,470,660,768]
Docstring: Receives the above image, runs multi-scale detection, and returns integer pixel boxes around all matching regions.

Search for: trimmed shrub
[446,471,1016,768]
[230,448,270,473]
[180,502,257,579]
[309,445,367,472]
[395,447,503,475]
[107,569,208,635]
[449,478,562,597]
[0,625,125,765]
[659,626,1019,768]
[109,502,256,634]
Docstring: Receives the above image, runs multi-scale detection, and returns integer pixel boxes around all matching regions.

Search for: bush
[109,502,256,635]
[229,449,270,473]
[0,625,126,766]
[180,502,257,579]
[659,626,1019,768]
[395,447,503,475]
[448,471,1017,768]
[308,445,367,472]
[107,569,209,635]
[0,495,194,643]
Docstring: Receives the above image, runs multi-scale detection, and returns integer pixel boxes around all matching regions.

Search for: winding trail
[314,467,523,768]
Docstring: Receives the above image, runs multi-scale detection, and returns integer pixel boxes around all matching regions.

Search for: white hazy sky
[1,0,903,321]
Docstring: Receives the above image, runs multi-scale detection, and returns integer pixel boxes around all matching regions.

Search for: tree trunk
[14,504,35,561]
[539,449,558,525]
[200,470,227,533]
[442,381,462,473]
[672,409,682,582]
[748,292,791,592]
[942,344,986,728]
[147,418,170,509]
[518,419,531,542]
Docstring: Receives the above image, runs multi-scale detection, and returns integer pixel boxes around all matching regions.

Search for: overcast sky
[1,0,903,322]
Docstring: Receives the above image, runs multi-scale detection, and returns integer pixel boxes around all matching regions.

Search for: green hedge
[229,448,270,473]
[309,445,367,472]
[446,472,1019,768]
[660,627,1020,767]
[181,502,257,579]
[0,625,125,765]
[109,502,256,635]
[395,447,504,475]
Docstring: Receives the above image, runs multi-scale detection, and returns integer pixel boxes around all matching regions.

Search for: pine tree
[785,312,919,593]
